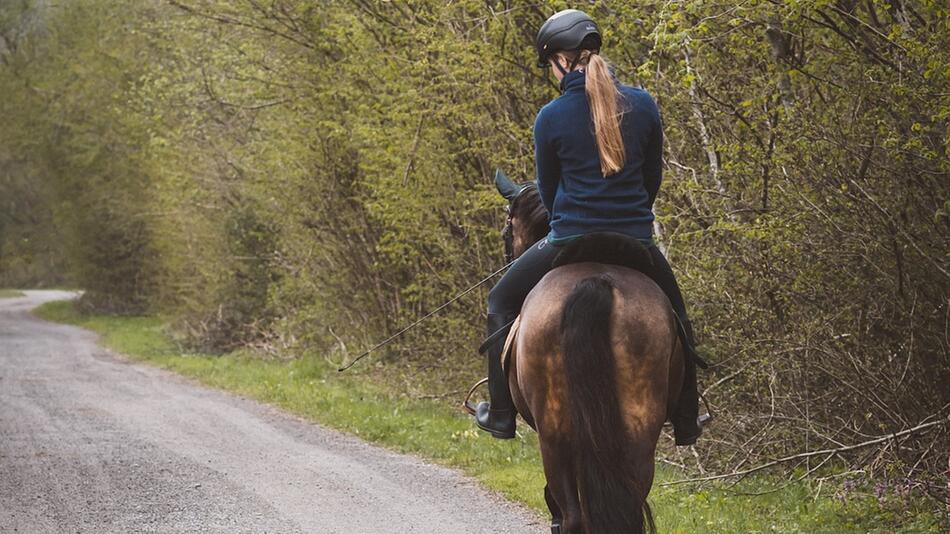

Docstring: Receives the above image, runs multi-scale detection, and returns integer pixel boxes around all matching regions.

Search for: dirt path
[0,290,541,533]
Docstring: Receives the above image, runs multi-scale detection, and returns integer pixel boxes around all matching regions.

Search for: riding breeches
[487,238,561,317]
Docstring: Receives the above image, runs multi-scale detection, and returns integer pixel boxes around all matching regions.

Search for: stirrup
[461,377,488,416]
[700,390,715,422]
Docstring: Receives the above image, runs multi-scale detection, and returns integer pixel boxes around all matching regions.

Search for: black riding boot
[474,313,517,439]
[671,318,709,445]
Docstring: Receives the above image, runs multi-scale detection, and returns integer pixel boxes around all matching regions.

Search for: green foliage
[4,0,948,501]
[0,0,159,304]
[0,1,65,287]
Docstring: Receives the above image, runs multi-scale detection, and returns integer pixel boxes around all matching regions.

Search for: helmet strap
[552,49,596,76]
[568,50,583,71]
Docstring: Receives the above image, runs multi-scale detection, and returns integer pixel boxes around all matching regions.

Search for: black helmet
[535,9,602,68]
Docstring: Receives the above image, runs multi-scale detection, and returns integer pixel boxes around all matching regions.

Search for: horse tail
[561,275,654,534]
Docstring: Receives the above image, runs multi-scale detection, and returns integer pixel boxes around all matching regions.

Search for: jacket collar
[559,69,586,94]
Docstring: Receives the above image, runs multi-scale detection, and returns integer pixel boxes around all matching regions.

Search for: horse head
[494,169,550,261]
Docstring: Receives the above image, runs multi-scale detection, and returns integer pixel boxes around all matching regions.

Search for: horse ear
[494,168,520,200]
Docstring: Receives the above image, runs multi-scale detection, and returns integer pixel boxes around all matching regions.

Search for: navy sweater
[534,69,663,243]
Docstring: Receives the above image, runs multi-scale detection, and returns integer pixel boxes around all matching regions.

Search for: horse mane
[552,232,655,274]
[510,186,550,245]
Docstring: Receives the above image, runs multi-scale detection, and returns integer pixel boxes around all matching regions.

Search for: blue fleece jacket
[534,69,663,243]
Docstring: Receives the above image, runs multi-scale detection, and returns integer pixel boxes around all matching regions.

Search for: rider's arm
[643,107,663,209]
[534,108,559,216]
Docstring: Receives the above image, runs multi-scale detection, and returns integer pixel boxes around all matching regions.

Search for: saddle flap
[501,315,521,373]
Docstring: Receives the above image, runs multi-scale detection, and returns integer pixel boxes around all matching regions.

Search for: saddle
[551,232,655,272]
[498,232,705,370]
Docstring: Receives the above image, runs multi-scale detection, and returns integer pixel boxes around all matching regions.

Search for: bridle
[502,213,516,264]
[502,183,538,263]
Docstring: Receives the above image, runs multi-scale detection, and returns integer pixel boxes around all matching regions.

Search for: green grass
[35,300,942,533]
[0,289,26,298]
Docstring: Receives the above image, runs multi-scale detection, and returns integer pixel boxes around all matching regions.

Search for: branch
[403,114,426,185]
[166,0,315,50]
[661,416,950,486]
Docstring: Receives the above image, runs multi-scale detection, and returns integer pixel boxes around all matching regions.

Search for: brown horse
[492,172,684,534]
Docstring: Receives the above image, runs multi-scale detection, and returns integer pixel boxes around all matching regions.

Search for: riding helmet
[535,9,602,68]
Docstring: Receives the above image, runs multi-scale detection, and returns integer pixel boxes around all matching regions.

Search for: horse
[484,170,685,534]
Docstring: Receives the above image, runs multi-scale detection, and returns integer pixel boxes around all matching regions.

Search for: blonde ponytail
[577,51,626,176]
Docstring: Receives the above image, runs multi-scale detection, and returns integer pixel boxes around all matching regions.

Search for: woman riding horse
[472,9,708,446]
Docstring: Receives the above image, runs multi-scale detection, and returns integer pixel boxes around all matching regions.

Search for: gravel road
[0,290,541,533]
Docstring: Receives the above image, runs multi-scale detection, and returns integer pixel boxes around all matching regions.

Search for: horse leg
[544,484,563,533]
[630,443,657,528]
[539,436,582,534]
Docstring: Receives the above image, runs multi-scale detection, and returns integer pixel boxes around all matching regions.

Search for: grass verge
[0,289,26,298]
[34,299,942,533]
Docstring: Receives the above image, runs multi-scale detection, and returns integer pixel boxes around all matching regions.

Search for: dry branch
[661,416,949,486]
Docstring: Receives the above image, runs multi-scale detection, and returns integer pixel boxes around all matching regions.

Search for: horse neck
[513,196,550,252]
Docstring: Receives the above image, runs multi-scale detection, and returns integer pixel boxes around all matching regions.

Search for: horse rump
[561,274,654,534]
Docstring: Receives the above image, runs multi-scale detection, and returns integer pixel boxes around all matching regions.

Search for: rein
[339,180,538,372]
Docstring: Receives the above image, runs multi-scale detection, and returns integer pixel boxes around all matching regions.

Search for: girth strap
[675,314,708,369]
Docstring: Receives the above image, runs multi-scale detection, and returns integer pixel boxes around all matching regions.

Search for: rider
[473,9,708,446]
